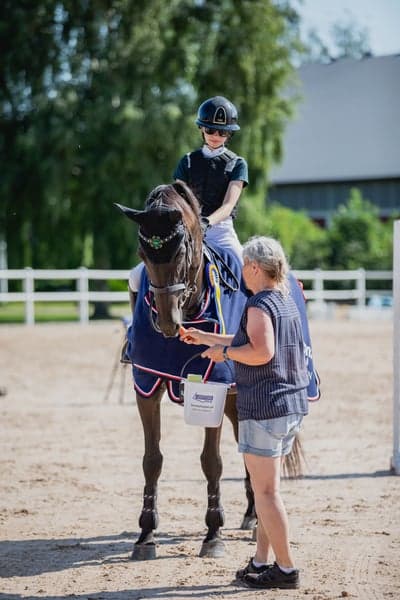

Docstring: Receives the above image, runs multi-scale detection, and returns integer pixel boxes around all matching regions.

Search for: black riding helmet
[195,96,240,131]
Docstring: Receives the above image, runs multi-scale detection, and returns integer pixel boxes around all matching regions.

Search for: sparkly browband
[138,226,181,250]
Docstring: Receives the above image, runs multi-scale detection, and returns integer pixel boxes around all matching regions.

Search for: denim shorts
[238,414,303,458]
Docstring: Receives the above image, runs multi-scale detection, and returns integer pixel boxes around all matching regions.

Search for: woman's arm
[180,328,234,347]
[201,307,275,365]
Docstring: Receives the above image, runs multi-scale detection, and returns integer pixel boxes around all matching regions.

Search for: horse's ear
[114,203,143,224]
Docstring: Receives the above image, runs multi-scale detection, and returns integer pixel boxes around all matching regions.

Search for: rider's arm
[207,180,243,226]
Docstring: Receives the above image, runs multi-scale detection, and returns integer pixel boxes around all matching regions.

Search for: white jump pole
[392,220,400,475]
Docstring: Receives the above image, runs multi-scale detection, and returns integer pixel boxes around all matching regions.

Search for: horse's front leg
[224,391,257,530]
[131,386,164,560]
[199,425,225,558]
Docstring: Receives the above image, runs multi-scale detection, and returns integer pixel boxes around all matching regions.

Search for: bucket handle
[179,351,234,381]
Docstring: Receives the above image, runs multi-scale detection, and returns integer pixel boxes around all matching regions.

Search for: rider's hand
[200,216,210,235]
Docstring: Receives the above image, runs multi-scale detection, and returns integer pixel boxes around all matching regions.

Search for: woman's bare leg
[244,452,294,568]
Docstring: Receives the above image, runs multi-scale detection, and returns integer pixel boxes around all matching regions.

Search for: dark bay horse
[115,181,319,561]
[115,181,257,560]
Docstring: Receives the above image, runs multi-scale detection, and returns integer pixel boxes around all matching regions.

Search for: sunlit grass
[0,302,131,324]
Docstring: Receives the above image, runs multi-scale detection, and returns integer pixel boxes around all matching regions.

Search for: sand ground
[0,317,399,600]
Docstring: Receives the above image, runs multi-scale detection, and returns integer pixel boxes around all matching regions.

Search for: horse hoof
[199,538,225,558]
[240,515,257,530]
[131,543,156,560]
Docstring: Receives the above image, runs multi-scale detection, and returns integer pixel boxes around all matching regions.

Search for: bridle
[139,221,203,333]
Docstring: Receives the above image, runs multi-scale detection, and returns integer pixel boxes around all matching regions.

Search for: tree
[170,0,303,189]
[326,188,393,270]
[1,0,302,279]
[331,19,371,60]
[235,192,328,269]
[301,17,372,63]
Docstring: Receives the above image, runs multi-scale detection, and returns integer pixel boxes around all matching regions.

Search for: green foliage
[263,204,328,269]
[1,0,300,269]
[237,187,394,272]
[326,189,393,270]
[235,190,270,242]
[301,16,372,63]
[3,3,390,277]
[236,191,328,269]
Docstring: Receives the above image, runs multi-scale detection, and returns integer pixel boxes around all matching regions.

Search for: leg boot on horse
[131,389,163,560]
[199,426,225,558]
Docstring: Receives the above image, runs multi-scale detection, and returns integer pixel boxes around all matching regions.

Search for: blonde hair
[242,236,290,295]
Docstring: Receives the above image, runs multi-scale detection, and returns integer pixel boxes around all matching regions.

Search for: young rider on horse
[128,96,248,299]
[174,95,248,259]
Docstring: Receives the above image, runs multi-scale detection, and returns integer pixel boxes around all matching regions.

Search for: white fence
[0,267,393,325]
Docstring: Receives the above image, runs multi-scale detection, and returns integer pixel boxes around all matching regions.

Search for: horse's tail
[282,433,306,479]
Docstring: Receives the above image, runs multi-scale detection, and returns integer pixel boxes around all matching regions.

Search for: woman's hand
[180,326,233,349]
[201,344,225,363]
[179,326,204,345]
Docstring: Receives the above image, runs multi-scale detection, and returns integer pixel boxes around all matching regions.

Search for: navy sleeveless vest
[186,149,240,218]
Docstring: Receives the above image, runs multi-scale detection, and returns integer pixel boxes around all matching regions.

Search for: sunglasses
[203,127,229,137]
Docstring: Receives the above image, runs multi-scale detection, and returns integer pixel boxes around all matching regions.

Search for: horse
[115,181,320,561]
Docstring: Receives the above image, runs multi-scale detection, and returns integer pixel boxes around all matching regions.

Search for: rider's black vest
[186,149,240,218]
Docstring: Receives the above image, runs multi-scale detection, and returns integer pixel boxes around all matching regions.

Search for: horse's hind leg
[199,425,226,558]
[224,392,257,530]
[131,386,164,560]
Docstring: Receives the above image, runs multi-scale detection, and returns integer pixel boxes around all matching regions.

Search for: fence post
[24,267,35,325]
[78,267,89,324]
[313,268,324,307]
[392,220,400,475]
[356,268,366,308]
[0,239,7,294]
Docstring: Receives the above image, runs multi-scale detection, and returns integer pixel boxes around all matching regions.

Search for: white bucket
[183,380,229,427]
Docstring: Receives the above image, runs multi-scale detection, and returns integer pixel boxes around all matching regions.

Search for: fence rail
[0,267,393,325]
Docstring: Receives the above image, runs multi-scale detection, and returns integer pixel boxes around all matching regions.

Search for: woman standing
[180,236,308,590]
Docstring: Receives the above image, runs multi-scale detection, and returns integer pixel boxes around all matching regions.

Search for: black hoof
[199,538,225,558]
[240,515,257,530]
[131,542,156,560]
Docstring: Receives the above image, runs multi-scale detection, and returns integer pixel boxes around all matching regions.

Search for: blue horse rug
[125,245,320,403]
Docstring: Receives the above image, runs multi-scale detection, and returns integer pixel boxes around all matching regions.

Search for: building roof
[270,54,400,185]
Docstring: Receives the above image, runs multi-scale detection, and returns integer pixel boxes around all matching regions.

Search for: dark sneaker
[236,557,269,580]
[243,562,300,589]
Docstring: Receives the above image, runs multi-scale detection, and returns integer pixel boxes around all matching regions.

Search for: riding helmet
[195,96,240,131]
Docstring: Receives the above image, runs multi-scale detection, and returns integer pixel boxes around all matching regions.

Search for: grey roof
[270,55,400,184]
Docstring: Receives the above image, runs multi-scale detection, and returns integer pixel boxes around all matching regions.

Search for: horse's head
[115,182,204,338]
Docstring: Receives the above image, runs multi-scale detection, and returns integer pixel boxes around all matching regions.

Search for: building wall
[268,178,400,226]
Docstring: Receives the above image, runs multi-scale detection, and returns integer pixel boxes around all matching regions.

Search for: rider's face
[201,127,227,149]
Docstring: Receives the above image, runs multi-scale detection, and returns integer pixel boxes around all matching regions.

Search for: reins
[203,241,240,293]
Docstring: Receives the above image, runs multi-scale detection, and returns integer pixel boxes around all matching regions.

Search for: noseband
[148,282,186,295]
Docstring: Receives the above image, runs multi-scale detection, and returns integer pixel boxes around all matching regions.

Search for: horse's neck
[185,250,205,316]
